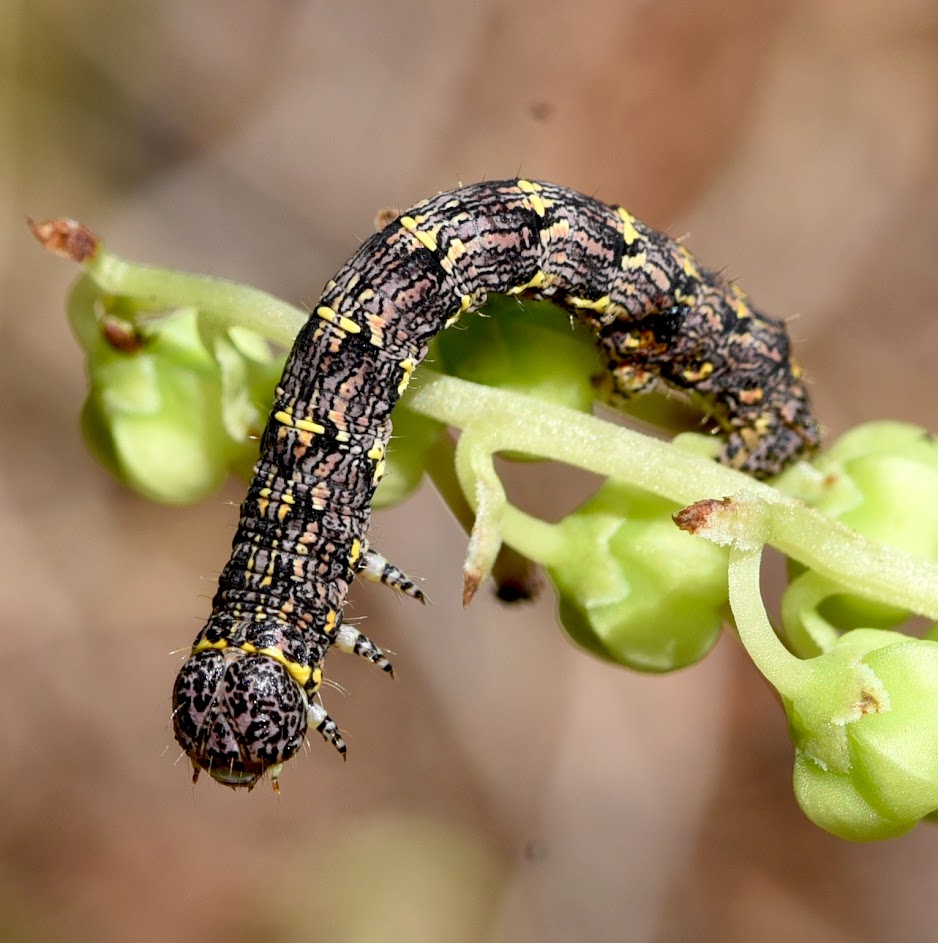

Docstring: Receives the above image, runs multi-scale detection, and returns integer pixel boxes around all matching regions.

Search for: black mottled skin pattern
[172,179,821,788]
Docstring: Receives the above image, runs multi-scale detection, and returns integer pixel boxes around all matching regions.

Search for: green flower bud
[431,296,602,415]
[546,479,728,672]
[81,308,270,503]
[207,325,284,482]
[787,628,938,841]
[783,423,938,652]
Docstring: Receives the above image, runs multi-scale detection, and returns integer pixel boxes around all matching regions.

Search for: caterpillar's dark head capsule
[172,647,308,791]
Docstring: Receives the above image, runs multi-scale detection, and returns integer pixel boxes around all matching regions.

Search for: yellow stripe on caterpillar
[238,641,313,687]
[316,304,362,335]
[506,270,548,295]
[616,206,642,246]
[516,179,547,217]
[566,294,610,313]
[397,358,416,395]
[273,410,326,435]
[400,215,440,253]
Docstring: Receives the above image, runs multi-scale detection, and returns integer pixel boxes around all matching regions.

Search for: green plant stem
[781,570,844,656]
[728,545,812,698]
[76,241,938,624]
[405,370,938,621]
[86,250,308,347]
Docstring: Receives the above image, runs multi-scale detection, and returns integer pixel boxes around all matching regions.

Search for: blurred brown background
[2,1,937,941]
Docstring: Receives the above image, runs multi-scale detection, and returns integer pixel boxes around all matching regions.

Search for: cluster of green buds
[30,218,293,503]
[31,219,938,841]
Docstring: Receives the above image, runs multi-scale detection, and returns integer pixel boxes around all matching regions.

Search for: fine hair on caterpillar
[171,179,820,790]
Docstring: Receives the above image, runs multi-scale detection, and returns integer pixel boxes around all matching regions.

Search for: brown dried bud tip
[462,570,482,609]
[26,217,99,263]
[672,497,734,535]
[102,316,145,354]
[374,207,399,231]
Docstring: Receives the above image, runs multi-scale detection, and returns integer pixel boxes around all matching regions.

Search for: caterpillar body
[172,179,820,790]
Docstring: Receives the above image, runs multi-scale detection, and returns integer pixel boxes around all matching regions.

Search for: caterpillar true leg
[334,622,395,676]
[308,701,347,758]
[358,545,427,603]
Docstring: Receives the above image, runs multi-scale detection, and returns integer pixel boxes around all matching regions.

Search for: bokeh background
[2,1,937,941]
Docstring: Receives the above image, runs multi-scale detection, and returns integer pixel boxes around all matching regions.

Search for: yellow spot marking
[728,283,753,318]
[517,179,546,217]
[682,362,714,383]
[444,290,475,329]
[194,638,228,653]
[349,539,362,567]
[257,497,270,516]
[273,410,326,435]
[624,250,647,270]
[398,358,416,395]
[277,503,291,523]
[324,609,338,634]
[292,416,325,434]
[507,270,547,295]
[442,237,468,272]
[281,492,295,505]
[616,207,641,245]
[310,667,323,692]
[679,248,701,280]
[368,443,387,484]
[567,294,610,313]
[400,215,440,253]
[316,304,361,335]
[239,642,313,687]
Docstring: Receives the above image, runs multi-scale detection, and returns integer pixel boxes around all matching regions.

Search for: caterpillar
[172,178,820,790]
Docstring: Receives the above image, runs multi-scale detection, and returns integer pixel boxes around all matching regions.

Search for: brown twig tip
[26,216,100,263]
[462,571,482,608]
[673,497,734,534]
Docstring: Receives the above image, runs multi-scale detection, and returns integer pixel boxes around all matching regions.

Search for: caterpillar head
[172,647,309,791]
